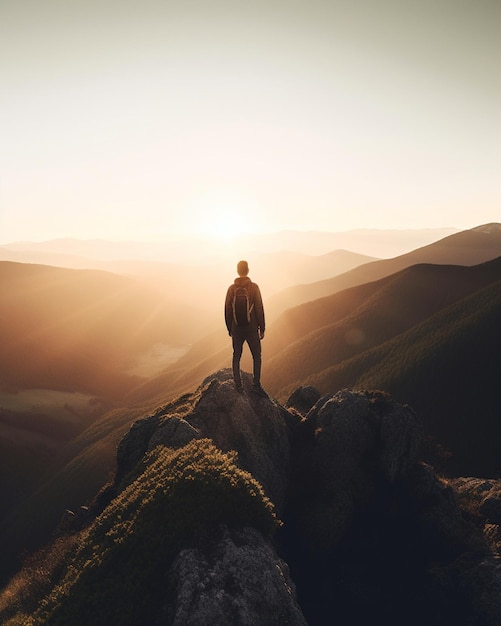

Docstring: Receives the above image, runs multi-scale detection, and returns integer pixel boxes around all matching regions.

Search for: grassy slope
[1,440,278,626]
[265,257,501,398]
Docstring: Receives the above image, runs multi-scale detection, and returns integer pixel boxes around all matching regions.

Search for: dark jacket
[225,276,265,334]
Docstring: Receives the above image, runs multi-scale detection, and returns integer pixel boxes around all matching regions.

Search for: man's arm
[253,284,265,337]
[224,286,234,335]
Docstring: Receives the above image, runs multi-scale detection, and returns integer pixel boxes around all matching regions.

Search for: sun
[207,212,251,239]
[190,189,263,239]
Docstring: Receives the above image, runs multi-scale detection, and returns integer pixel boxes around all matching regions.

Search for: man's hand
[259,330,265,340]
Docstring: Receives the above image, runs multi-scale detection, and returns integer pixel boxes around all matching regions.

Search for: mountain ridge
[0,226,458,262]
[266,256,501,393]
[269,223,501,315]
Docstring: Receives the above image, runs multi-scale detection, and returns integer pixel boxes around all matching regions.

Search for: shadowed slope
[265,256,501,397]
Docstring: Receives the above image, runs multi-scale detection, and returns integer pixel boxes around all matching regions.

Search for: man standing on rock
[225,260,266,396]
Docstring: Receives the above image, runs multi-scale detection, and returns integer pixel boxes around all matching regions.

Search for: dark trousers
[231,326,262,386]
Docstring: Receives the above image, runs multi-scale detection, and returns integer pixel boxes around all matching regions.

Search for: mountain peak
[114,369,292,514]
[470,222,501,235]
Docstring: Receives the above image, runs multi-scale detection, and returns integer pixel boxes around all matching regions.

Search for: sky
[1,0,500,243]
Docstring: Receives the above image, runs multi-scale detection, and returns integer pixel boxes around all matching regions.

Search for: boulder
[452,477,501,526]
[285,385,322,416]
[115,414,162,485]
[295,389,423,550]
[403,462,484,557]
[164,525,307,626]
[148,416,200,452]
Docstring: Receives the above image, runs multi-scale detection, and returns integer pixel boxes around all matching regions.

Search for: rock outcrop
[104,377,501,625]
[115,369,291,514]
[292,389,423,552]
[285,385,322,416]
[284,388,501,625]
[8,369,501,626]
[165,526,306,626]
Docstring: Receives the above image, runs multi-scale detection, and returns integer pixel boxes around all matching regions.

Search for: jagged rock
[430,553,501,626]
[285,385,322,416]
[453,477,498,497]
[295,389,423,550]
[114,369,291,513]
[115,414,162,485]
[480,498,501,526]
[484,525,501,554]
[285,389,501,626]
[148,415,200,451]
[188,370,291,512]
[403,463,484,557]
[12,371,501,626]
[164,525,307,626]
[398,468,501,626]
[309,389,423,483]
[452,477,501,525]
[450,477,501,555]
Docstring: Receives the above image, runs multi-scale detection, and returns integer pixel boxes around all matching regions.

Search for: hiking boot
[252,384,267,398]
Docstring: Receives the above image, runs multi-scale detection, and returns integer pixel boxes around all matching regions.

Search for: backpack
[232,285,254,326]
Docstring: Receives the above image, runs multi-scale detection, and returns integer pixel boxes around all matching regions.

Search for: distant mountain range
[0,226,457,264]
[269,223,501,315]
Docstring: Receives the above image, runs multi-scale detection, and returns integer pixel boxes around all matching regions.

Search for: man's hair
[237,260,249,276]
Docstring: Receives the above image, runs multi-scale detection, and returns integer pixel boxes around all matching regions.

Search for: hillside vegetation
[16,440,278,626]
[266,257,501,395]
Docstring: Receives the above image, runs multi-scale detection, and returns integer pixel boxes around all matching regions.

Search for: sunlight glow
[189,190,264,239]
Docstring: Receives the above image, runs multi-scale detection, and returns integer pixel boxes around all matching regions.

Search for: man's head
[237,260,249,277]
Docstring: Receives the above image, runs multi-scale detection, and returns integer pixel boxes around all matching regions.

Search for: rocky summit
[4,369,501,626]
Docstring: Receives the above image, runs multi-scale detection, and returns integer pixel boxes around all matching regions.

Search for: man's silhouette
[225,260,266,395]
